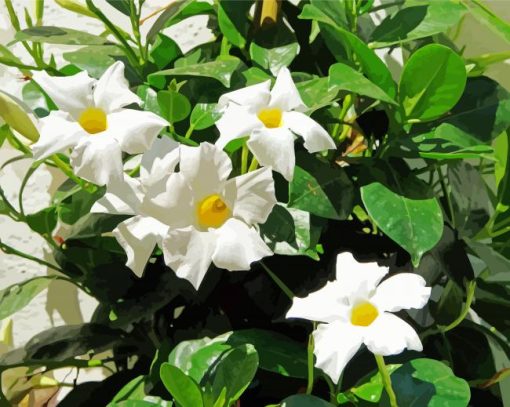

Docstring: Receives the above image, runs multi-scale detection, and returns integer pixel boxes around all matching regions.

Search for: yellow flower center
[78,107,108,134]
[350,301,379,327]
[197,194,230,229]
[257,108,283,128]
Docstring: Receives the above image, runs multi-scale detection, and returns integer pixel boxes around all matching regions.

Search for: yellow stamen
[257,108,283,128]
[350,301,379,327]
[197,194,230,229]
[78,107,107,134]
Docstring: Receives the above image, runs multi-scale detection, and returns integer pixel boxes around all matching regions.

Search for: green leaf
[150,34,182,70]
[16,26,108,45]
[370,2,467,48]
[281,394,336,406]
[399,44,467,122]
[157,90,191,123]
[361,181,443,266]
[0,90,39,142]
[296,77,338,111]
[66,213,129,239]
[384,358,470,407]
[63,45,123,78]
[150,57,242,87]
[465,0,510,44]
[160,363,204,407]
[218,0,253,48]
[0,276,55,321]
[105,0,130,16]
[289,153,354,220]
[111,376,146,403]
[0,43,24,67]
[56,182,105,225]
[328,63,397,105]
[26,206,58,235]
[348,364,401,403]
[190,103,220,130]
[210,344,259,406]
[440,76,510,142]
[55,0,97,18]
[448,161,492,238]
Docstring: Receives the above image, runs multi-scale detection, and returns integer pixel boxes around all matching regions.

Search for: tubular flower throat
[197,194,231,229]
[79,107,108,134]
[350,301,379,327]
[257,108,283,128]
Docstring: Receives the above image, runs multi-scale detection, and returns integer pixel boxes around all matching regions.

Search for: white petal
[114,216,168,277]
[313,321,364,384]
[31,71,94,118]
[247,127,295,181]
[268,67,306,112]
[141,173,194,229]
[107,109,168,154]
[287,280,349,323]
[179,142,232,199]
[212,218,272,271]
[162,226,217,290]
[371,273,431,313]
[141,145,180,193]
[32,111,84,160]
[224,166,276,225]
[215,104,262,149]
[93,61,141,112]
[92,175,142,215]
[70,135,124,186]
[217,80,271,110]
[335,252,389,303]
[364,312,423,356]
[284,111,335,153]
[141,136,179,176]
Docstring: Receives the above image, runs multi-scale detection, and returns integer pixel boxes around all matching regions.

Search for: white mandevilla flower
[215,67,336,181]
[31,61,168,186]
[287,252,431,383]
[94,141,277,290]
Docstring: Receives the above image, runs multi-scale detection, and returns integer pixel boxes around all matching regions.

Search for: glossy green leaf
[55,0,97,18]
[157,90,191,123]
[289,153,354,220]
[296,77,338,111]
[370,2,467,47]
[26,206,58,235]
[281,394,336,406]
[63,45,123,78]
[218,0,253,48]
[0,43,24,67]
[346,364,401,403]
[16,26,108,45]
[0,90,39,142]
[384,358,470,407]
[399,44,466,122]
[160,363,203,407]
[190,103,220,130]
[361,181,443,266]
[299,0,349,30]
[150,34,182,70]
[0,276,55,321]
[150,57,242,87]
[110,376,146,403]
[329,63,397,105]
[105,0,130,15]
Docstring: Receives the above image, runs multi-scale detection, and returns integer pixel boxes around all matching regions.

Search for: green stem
[439,281,477,333]
[332,94,353,142]
[0,185,21,221]
[241,143,249,174]
[305,323,316,395]
[259,261,294,299]
[50,155,96,193]
[184,123,195,140]
[129,0,146,64]
[374,354,398,407]
[248,156,259,172]
[0,240,63,272]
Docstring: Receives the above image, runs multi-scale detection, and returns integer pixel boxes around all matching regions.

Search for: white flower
[31,61,168,186]
[286,252,431,384]
[94,141,277,290]
[215,67,336,181]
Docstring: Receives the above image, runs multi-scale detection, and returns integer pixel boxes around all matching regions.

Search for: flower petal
[114,215,168,277]
[31,71,94,119]
[92,175,142,215]
[224,166,276,225]
[287,281,349,323]
[217,80,271,109]
[313,321,364,384]
[284,111,335,152]
[162,226,217,290]
[32,111,84,160]
[212,218,272,271]
[215,104,262,149]
[247,127,295,181]
[335,252,389,303]
[107,109,168,154]
[364,312,423,355]
[70,135,124,186]
[371,273,431,313]
[93,61,141,112]
[140,136,180,176]
[180,142,232,199]
[268,67,306,112]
